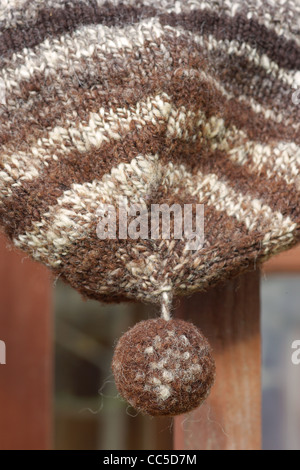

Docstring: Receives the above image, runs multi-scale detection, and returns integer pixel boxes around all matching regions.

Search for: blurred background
[261,274,300,450]
[0,233,300,450]
[54,284,172,450]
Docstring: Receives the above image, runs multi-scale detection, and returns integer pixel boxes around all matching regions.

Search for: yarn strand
[161,291,172,321]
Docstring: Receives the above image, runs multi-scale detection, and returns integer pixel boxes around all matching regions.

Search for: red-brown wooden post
[174,271,261,450]
[0,234,53,450]
[263,245,300,273]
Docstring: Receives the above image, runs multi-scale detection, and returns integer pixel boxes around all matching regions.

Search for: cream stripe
[1,21,298,167]
[191,34,300,90]
[1,18,299,102]
[2,30,298,134]
[168,106,300,189]
[227,133,300,187]
[0,0,116,26]
[0,0,30,21]
[14,153,161,266]
[1,95,299,200]
[164,163,297,244]
[0,93,172,196]
[14,157,297,267]
[167,108,300,188]
[0,95,227,196]
[0,19,165,94]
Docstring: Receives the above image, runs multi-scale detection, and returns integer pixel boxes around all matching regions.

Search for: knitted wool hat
[0,0,299,415]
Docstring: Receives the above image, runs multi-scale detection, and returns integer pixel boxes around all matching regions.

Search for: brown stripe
[161,137,300,224]
[2,31,297,148]
[6,103,299,243]
[159,9,300,71]
[166,67,300,145]
[0,1,156,63]
[1,34,298,153]
[1,122,166,238]
[222,96,299,145]
[203,46,299,118]
[2,62,299,238]
[0,42,167,147]
[51,187,255,302]
[57,226,300,302]
[1,2,298,71]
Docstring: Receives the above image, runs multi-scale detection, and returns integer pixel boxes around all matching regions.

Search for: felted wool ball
[112,318,216,416]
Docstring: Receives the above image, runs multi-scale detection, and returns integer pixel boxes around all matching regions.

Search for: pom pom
[112,318,215,416]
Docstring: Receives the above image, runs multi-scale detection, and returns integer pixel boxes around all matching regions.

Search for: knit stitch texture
[0,0,299,304]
